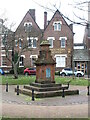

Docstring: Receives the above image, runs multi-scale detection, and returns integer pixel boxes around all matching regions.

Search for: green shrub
[55,71,60,75]
[17,67,25,74]
[9,69,14,74]
[9,67,25,75]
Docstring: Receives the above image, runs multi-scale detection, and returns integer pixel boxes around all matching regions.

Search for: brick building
[0,19,13,72]
[43,10,74,71]
[0,9,74,72]
[83,2,90,76]
[15,9,42,68]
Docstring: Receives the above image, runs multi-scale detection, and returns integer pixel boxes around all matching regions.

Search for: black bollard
[62,88,65,98]
[6,82,8,92]
[17,85,19,95]
[87,86,90,95]
[32,89,34,101]
[68,83,69,89]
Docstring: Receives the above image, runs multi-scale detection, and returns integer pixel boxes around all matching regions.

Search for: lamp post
[12,32,15,69]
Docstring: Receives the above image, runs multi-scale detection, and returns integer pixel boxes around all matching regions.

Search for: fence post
[6,82,8,92]
[17,85,19,95]
[87,86,89,95]
[32,89,34,101]
[68,82,69,89]
[62,88,65,98]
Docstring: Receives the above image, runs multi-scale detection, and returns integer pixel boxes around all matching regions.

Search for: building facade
[73,43,89,74]
[83,2,90,76]
[43,10,74,71]
[0,9,74,72]
[15,9,42,69]
[0,19,13,72]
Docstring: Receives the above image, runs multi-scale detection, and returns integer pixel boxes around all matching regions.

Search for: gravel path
[0,85,89,118]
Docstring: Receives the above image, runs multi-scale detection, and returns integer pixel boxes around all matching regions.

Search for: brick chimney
[44,12,47,29]
[29,9,36,21]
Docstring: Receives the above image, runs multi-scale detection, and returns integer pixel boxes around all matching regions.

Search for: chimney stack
[29,9,36,21]
[44,12,47,30]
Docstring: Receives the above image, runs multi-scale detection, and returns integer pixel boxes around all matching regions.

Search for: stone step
[30,82,62,88]
[15,88,79,98]
[24,85,69,92]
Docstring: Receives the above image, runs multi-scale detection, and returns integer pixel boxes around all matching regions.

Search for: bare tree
[2,19,42,79]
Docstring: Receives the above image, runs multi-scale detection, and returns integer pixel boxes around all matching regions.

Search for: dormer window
[24,22,32,32]
[53,21,62,31]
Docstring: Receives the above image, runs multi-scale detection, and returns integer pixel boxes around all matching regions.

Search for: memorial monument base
[15,41,79,98]
[15,82,79,98]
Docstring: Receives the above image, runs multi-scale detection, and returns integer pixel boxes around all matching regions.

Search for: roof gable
[44,9,73,33]
[15,10,41,34]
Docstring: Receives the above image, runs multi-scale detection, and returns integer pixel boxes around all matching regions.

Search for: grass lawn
[0,74,89,86]
[0,75,35,85]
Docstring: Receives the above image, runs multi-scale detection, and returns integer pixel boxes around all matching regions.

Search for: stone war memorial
[16,40,79,98]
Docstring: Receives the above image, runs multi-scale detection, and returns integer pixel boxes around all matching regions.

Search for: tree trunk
[13,64,18,79]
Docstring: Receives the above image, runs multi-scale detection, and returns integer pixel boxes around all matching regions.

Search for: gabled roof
[44,9,73,34]
[15,9,41,33]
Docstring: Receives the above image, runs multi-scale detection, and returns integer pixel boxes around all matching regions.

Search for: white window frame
[53,21,62,31]
[47,37,55,48]
[1,54,12,67]
[30,55,38,67]
[27,37,38,48]
[59,37,67,48]
[55,54,67,67]
[19,55,25,67]
[1,54,7,67]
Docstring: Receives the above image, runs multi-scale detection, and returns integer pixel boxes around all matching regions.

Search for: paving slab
[0,85,89,118]
[1,103,88,118]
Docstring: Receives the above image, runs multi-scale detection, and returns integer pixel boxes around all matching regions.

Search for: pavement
[0,85,90,118]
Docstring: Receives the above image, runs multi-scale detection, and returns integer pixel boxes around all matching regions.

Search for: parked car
[60,68,84,77]
[0,68,5,75]
[24,68,36,75]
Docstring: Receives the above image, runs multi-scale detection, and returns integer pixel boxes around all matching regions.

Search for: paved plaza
[0,85,89,118]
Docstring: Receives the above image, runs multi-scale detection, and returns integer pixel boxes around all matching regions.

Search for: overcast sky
[0,0,88,43]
